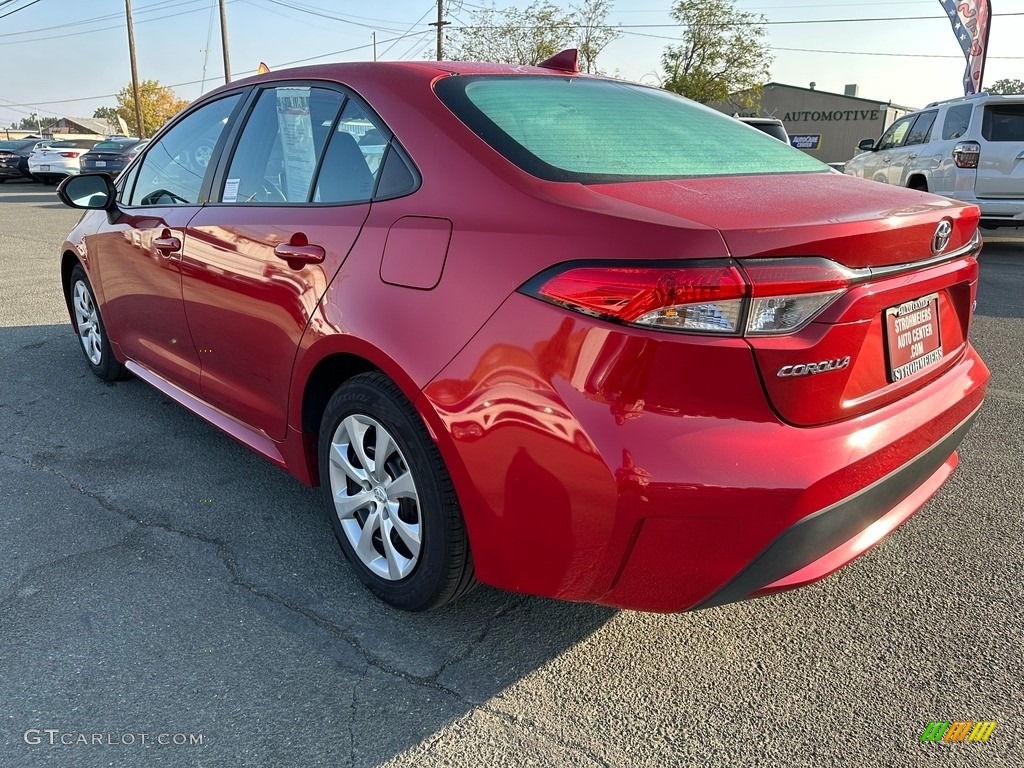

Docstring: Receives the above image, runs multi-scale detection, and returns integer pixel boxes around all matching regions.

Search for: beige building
[710,82,916,166]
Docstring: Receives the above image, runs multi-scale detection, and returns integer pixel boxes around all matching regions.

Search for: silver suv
[844,93,1024,227]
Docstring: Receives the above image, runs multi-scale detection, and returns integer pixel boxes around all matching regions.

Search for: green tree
[447,0,620,71]
[13,114,58,132]
[575,0,620,74]
[660,0,771,106]
[113,80,189,137]
[987,78,1024,95]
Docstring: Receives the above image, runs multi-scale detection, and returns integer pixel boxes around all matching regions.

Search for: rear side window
[982,104,1024,142]
[435,76,826,182]
[221,86,344,204]
[941,104,973,140]
[313,100,387,203]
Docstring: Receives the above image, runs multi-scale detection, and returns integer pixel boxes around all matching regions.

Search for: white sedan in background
[28,139,99,184]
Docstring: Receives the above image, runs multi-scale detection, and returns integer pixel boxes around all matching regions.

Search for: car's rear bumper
[28,163,79,177]
[422,294,989,612]
[694,408,976,609]
[0,164,25,178]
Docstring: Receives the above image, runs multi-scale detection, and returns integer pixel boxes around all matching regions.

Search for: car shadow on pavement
[0,323,618,767]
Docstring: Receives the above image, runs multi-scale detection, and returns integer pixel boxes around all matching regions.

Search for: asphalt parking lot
[1,178,1021,768]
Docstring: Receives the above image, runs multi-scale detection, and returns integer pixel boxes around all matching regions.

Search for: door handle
[153,235,181,254]
[908,153,918,160]
[274,241,325,268]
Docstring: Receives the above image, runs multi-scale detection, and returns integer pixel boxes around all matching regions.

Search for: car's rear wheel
[69,264,128,381]
[318,372,475,611]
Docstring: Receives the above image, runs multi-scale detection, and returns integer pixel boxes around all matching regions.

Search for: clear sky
[1,0,1022,129]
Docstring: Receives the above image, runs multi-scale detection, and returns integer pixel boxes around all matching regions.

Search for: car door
[860,114,916,183]
[88,93,244,392]
[181,85,386,440]
[888,110,937,186]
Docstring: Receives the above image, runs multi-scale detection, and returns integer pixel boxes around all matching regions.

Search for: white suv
[844,93,1024,227]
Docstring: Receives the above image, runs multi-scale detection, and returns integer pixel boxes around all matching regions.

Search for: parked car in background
[739,116,789,143]
[80,138,148,177]
[54,54,988,614]
[845,92,1024,227]
[28,139,100,184]
[0,138,38,181]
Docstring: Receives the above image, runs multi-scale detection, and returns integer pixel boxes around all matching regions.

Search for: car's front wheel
[68,264,128,381]
[318,372,475,611]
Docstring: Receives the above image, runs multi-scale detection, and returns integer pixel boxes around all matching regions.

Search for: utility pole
[372,31,376,61]
[219,0,232,83]
[124,0,145,138]
[429,0,449,61]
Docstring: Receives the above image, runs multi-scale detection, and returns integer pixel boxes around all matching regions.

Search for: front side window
[877,115,914,150]
[905,111,937,146]
[221,86,344,204]
[942,104,973,140]
[435,76,826,182]
[129,93,240,206]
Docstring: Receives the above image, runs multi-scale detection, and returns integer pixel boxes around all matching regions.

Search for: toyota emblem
[932,220,953,254]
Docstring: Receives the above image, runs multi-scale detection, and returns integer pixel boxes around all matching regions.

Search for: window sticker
[223,178,240,203]
[275,88,317,201]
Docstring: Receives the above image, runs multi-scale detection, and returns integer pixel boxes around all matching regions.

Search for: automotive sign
[790,134,822,150]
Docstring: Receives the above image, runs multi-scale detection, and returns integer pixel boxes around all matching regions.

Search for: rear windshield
[434,76,826,182]
[91,141,134,150]
[49,140,97,149]
[982,104,1024,142]
[0,140,34,150]
[747,122,789,142]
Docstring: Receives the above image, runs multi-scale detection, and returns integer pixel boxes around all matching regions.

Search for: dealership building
[709,82,917,166]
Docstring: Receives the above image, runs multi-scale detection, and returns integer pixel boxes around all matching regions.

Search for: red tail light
[59,152,81,158]
[952,141,980,169]
[523,259,862,336]
[527,263,748,333]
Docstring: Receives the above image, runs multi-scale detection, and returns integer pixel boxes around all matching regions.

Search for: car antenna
[537,49,579,74]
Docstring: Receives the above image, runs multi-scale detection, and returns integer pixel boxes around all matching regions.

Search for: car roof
[213,59,601,98]
[739,117,785,125]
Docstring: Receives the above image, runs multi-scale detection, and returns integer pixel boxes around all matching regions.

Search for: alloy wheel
[72,280,102,365]
[327,414,421,581]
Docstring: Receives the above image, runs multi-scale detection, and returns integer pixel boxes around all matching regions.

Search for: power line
[451,11,1024,30]
[771,45,1024,60]
[0,0,240,44]
[0,0,43,20]
[255,0,410,33]
[0,29,441,110]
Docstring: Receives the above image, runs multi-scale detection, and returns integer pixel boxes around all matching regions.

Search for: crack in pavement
[1,448,612,767]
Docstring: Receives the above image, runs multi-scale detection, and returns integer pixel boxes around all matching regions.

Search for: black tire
[318,372,476,611]
[68,264,129,381]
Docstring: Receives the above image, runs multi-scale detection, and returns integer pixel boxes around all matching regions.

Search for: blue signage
[790,134,822,150]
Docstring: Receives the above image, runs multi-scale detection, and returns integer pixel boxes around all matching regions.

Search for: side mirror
[857,138,877,152]
[56,173,117,210]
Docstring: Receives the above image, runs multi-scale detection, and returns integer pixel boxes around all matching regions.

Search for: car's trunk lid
[585,172,982,426]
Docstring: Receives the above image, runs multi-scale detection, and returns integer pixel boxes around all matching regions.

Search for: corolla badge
[932,219,953,254]
[777,356,851,377]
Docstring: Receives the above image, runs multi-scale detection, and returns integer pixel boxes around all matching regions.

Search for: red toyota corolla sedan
[55,52,988,613]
